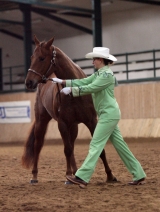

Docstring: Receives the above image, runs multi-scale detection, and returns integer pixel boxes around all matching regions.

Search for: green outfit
[66,65,146,183]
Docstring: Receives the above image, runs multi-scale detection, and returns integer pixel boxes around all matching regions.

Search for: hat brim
[85,52,117,62]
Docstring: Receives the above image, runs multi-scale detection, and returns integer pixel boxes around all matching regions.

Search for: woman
[52,47,146,188]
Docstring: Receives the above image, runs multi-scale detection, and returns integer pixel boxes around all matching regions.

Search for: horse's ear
[34,34,40,46]
[45,37,54,49]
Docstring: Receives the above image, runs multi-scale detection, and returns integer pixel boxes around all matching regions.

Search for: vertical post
[20,3,32,80]
[153,49,156,78]
[92,0,102,47]
[0,48,2,91]
[9,67,12,91]
[126,53,129,80]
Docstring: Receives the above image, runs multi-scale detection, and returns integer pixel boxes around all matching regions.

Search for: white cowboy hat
[85,47,117,62]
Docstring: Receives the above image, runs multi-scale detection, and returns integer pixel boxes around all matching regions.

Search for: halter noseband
[28,47,56,83]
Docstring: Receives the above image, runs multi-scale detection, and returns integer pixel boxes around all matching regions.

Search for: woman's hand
[52,78,63,84]
[60,87,71,95]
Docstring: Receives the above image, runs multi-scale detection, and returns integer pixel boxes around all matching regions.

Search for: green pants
[76,118,146,183]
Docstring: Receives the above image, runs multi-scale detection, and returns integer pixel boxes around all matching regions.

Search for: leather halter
[28,46,62,104]
[28,47,56,83]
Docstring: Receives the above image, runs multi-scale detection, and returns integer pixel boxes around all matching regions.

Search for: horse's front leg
[31,161,38,183]
[30,121,50,183]
[30,136,39,183]
[30,109,52,183]
[58,121,77,176]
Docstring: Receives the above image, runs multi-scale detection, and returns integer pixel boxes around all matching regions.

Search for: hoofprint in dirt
[0,140,160,212]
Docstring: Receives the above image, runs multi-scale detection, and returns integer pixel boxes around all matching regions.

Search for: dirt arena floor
[0,139,160,212]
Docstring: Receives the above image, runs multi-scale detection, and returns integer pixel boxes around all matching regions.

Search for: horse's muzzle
[25,79,37,90]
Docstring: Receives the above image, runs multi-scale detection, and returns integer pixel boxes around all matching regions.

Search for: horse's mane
[39,41,83,70]
[54,46,87,78]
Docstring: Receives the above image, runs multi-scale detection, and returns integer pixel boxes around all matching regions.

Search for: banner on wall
[0,101,31,123]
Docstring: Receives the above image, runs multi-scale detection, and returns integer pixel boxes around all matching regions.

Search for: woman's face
[92,58,104,69]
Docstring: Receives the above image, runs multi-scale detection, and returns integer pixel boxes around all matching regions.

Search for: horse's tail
[21,122,35,169]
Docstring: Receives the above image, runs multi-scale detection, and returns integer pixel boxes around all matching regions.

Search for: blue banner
[0,101,31,123]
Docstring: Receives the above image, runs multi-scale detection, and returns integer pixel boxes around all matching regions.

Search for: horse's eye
[39,57,45,61]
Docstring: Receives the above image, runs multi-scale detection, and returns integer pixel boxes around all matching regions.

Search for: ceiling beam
[0,19,23,25]
[32,7,92,18]
[0,29,24,40]
[6,0,94,14]
[32,7,92,34]
[0,29,34,44]
[56,11,92,18]
[121,0,160,6]
[0,1,19,11]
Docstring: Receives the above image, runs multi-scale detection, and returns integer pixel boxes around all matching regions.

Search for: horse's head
[25,35,55,90]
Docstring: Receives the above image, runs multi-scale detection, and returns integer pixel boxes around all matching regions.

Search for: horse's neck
[52,47,86,80]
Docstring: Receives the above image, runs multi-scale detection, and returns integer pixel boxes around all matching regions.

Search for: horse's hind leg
[69,124,78,175]
[99,149,117,182]
[85,120,117,182]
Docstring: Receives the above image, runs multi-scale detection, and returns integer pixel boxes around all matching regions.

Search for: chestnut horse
[22,35,116,183]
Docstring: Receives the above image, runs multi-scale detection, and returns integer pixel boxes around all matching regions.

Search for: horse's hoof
[112,177,118,182]
[30,179,38,184]
[106,177,118,183]
[64,180,74,185]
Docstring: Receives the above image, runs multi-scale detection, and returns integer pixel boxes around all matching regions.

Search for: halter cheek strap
[28,47,56,83]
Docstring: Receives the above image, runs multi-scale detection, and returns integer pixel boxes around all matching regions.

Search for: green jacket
[66,65,121,119]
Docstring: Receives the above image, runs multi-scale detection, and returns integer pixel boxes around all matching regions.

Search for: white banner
[0,101,31,123]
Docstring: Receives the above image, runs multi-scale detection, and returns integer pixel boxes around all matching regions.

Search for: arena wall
[0,81,160,143]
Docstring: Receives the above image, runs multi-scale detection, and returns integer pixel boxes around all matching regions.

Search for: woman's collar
[98,65,109,72]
